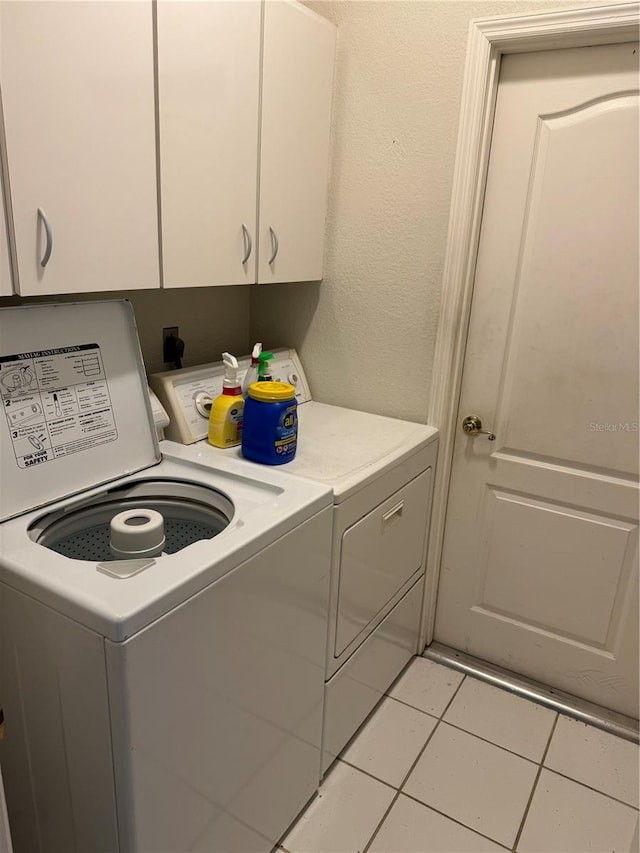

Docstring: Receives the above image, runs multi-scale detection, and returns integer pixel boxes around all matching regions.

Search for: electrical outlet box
[163,326,179,363]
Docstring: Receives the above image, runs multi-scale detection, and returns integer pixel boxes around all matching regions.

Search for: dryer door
[334,468,432,658]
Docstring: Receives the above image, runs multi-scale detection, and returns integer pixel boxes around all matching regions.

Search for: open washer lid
[0,300,159,522]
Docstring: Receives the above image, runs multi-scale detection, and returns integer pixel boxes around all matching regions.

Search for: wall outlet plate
[162,326,179,363]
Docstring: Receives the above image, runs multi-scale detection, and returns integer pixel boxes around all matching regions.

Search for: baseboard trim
[424,642,639,744]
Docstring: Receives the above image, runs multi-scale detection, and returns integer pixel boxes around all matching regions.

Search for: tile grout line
[338,740,559,838]
[511,712,560,851]
[399,790,512,850]
[383,665,563,852]
[384,658,468,718]
[429,666,640,811]
[339,714,586,808]
[335,688,441,774]
[360,673,468,853]
[543,766,640,812]
[349,692,441,751]
[399,671,468,787]
[336,757,398,792]
[437,718,541,766]
[383,691,445,720]
[394,671,523,852]
[388,675,552,767]
[359,789,402,852]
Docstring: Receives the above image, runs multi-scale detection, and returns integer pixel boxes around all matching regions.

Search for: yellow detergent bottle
[208,352,244,448]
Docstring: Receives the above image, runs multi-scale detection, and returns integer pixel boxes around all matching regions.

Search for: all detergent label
[274,405,298,457]
[242,390,298,465]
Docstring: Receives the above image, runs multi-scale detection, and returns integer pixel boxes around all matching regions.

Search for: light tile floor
[281,658,640,853]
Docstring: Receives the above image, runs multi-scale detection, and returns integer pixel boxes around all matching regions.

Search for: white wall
[0,286,250,377]
[251,0,601,422]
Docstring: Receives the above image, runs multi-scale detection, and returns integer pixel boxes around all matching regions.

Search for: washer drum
[29,479,233,563]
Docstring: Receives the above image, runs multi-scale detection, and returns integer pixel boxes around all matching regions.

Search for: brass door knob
[462,415,495,441]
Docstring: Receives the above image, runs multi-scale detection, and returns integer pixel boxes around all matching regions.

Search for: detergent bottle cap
[257,351,274,380]
[250,342,262,365]
[222,352,241,391]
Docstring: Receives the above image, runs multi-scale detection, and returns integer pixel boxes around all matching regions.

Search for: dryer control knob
[195,392,213,419]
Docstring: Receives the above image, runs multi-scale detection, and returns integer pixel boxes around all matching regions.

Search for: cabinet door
[1,2,159,295]
[0,9,13,297]
[158,0,261,288]
[0,160,12,296]
[258,1,336,284]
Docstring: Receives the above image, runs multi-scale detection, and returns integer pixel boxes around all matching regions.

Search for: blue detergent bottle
[242,381,298,465]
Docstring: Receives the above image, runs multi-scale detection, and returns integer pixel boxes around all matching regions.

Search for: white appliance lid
[289,402,438,499]
[0,300,159,521]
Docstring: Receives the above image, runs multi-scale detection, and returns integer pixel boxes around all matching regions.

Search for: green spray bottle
[257,350,274,382]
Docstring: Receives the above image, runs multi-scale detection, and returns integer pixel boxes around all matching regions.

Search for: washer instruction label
[0,343,117,468]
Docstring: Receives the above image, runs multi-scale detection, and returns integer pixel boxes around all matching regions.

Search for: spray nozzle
[257,351,274,379]
[222,352,240,389]
[251,342,263,363]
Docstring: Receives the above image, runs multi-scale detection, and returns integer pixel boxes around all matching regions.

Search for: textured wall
[251,0,600,422]
[0,286,250,377]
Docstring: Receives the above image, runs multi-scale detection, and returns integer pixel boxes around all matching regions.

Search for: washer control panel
[149,348,311,445]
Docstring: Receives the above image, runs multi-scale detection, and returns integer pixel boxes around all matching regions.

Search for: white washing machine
[0,303,333,853]
[151,348,439,775]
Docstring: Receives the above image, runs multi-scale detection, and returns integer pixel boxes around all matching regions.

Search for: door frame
[419,1,640,651]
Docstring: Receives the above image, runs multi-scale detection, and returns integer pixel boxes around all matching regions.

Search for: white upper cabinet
[0,0,335,295]
[157,0,336,288]
[0,1,159,296]
[157,1,261,288]
[0,1,12,295]
[258,1,336,284]
[0,160,12,296]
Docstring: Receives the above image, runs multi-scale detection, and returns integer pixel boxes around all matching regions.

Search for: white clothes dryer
[0,303,332,853]
[151,348,439,775]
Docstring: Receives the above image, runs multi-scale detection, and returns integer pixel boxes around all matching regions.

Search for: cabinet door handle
[37,208,53,268]
[241,224,252,265]
[268,226,279,265]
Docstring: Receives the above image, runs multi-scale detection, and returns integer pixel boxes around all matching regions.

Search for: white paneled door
[434,43,639,718]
